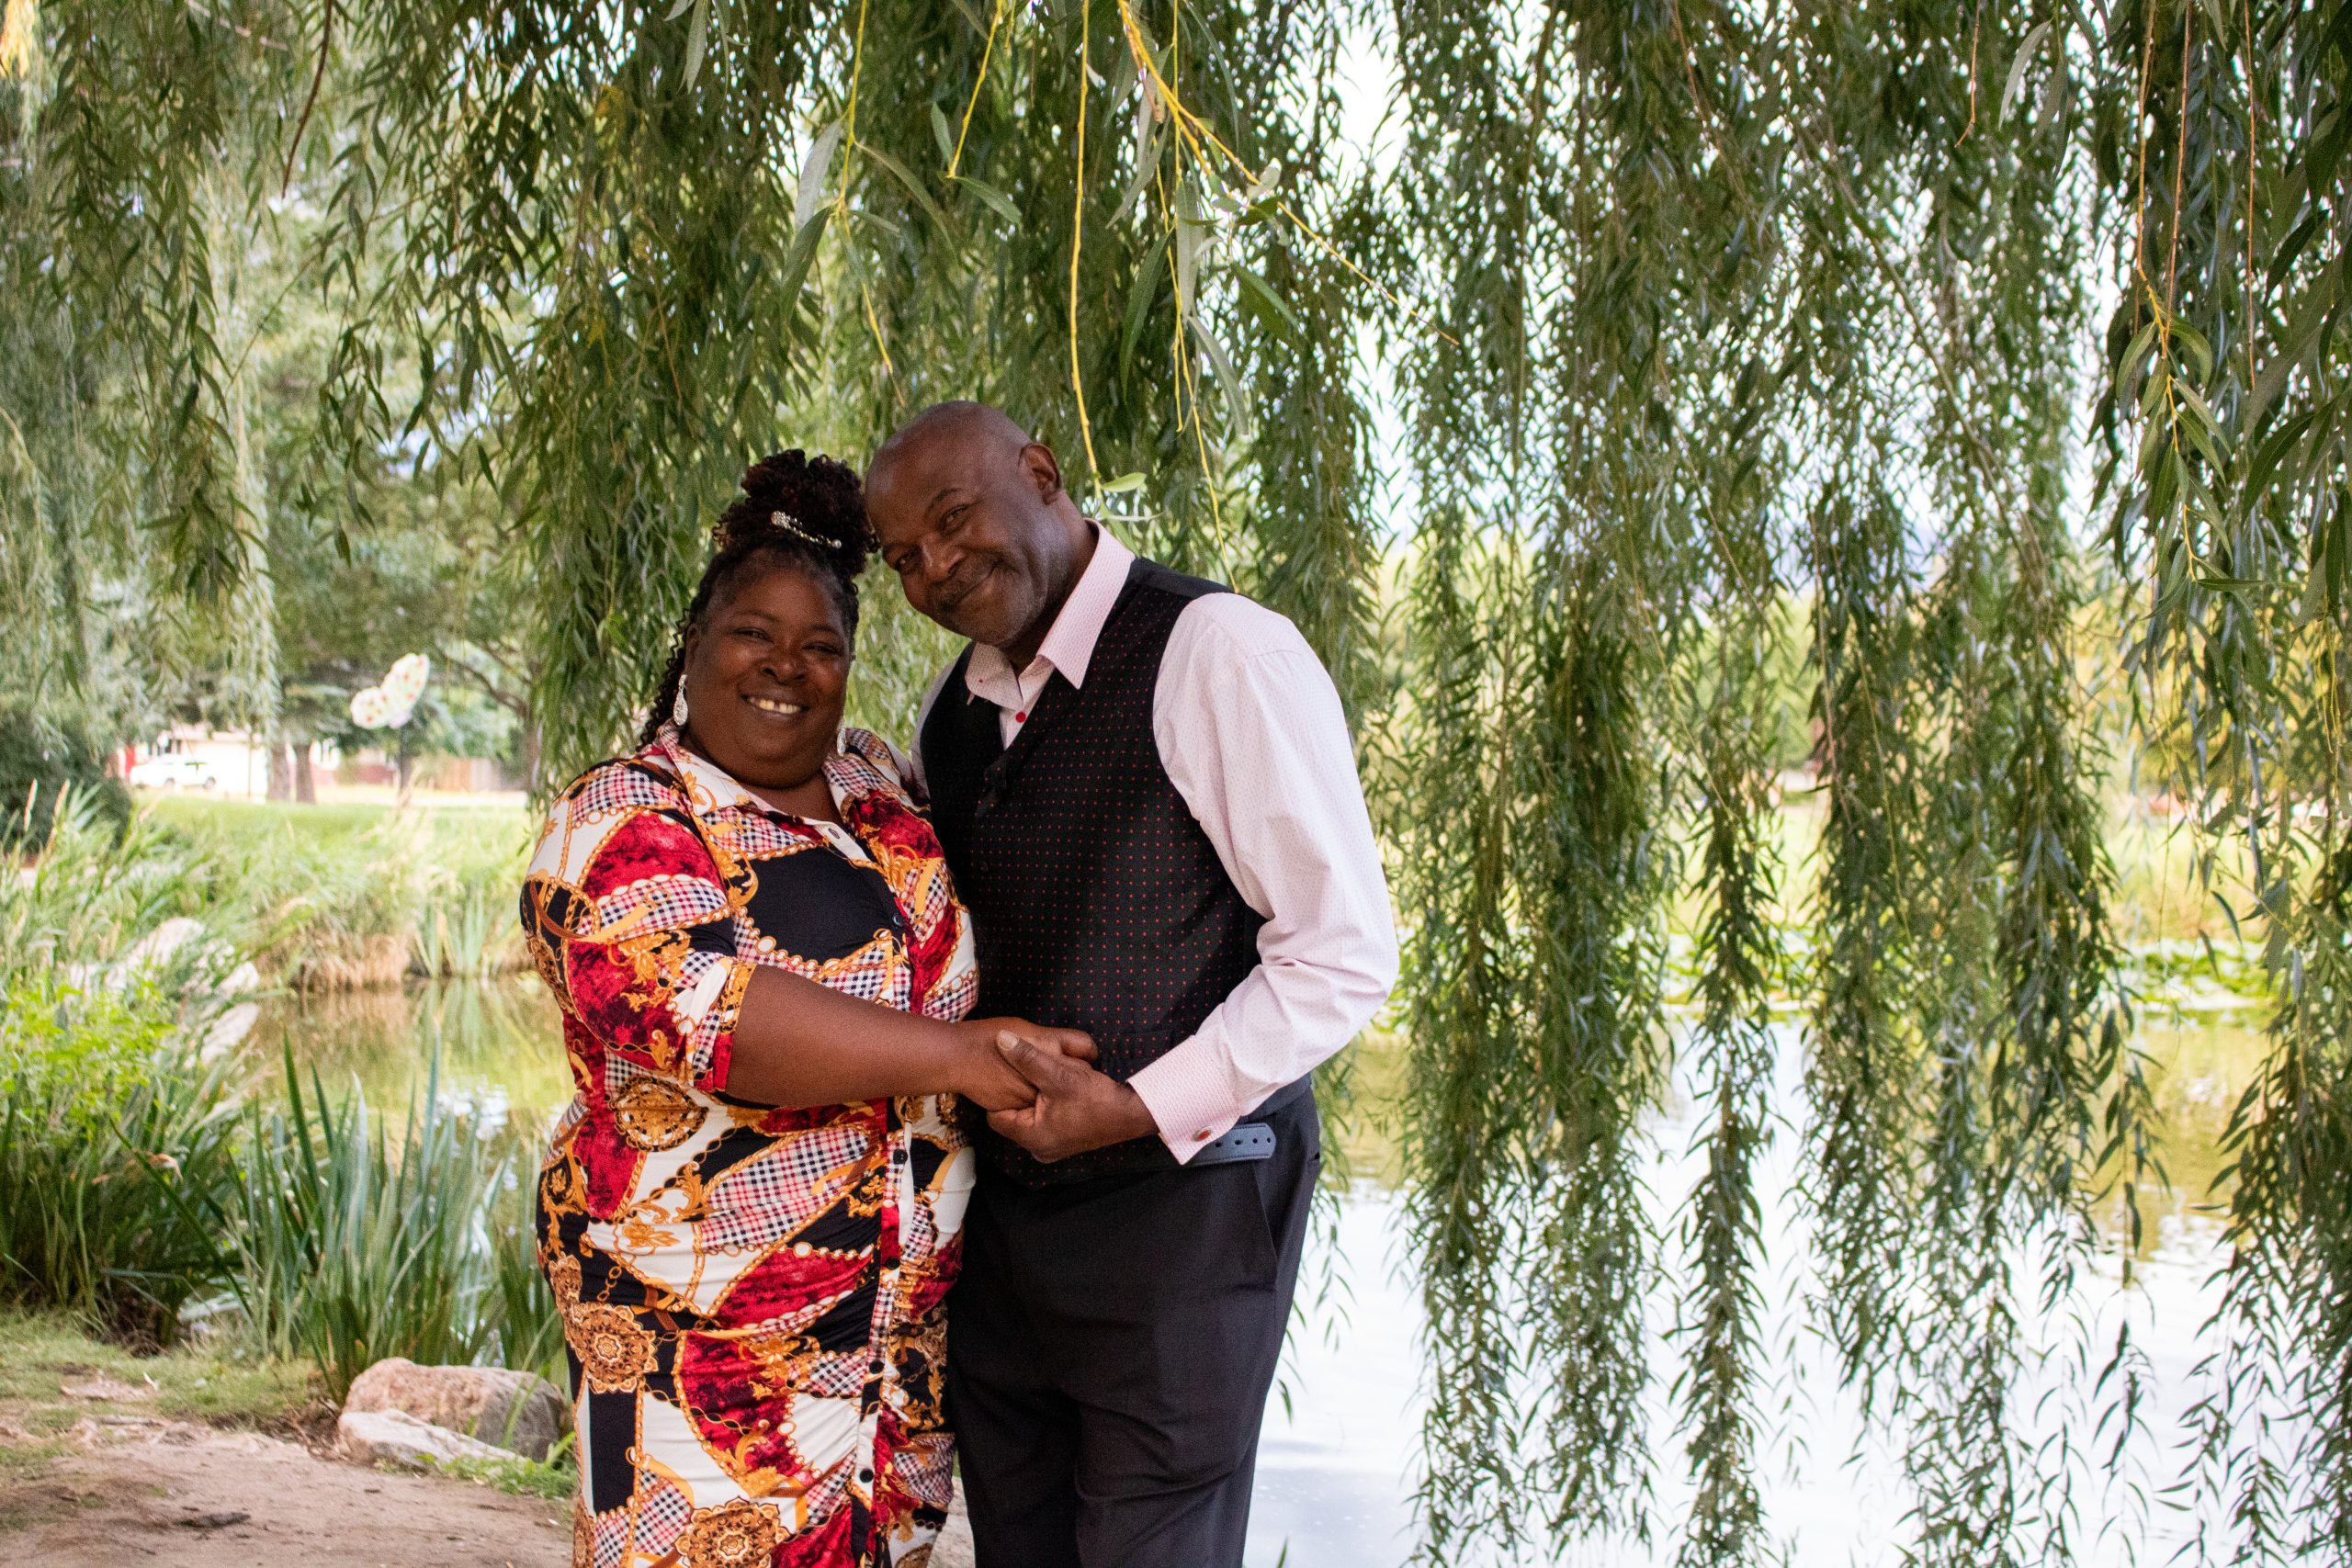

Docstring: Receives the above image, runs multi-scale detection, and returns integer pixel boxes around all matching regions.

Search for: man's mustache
[932,560,993,614]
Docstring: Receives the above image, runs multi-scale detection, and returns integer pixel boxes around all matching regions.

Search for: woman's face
[678,563,850,791]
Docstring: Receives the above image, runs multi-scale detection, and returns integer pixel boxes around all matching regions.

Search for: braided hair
[640,451,875,747]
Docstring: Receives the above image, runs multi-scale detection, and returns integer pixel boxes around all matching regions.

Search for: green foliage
[0,789,252,1345]
[0,716,127,852]
[0,980,244,1346]
[224,1049,559,1401]
[416,1438,578,1501]
[17,0,2352,1562]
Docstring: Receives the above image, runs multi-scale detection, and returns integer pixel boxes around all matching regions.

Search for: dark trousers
[947,1090,1320,1568]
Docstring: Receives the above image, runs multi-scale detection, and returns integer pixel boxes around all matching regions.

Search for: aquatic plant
[224,1047,550,1400]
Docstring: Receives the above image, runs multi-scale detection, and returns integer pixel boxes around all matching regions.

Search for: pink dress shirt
[911,526,1399,1163]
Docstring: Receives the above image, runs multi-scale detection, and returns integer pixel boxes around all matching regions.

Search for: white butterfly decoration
[350,653,431,729]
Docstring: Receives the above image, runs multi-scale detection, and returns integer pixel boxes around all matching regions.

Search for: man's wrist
[1103,1081,1159,1143]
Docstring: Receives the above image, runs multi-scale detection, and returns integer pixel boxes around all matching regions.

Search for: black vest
[921,558,1268,1185]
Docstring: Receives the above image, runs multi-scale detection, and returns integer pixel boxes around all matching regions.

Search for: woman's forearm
[721,964,993,1108]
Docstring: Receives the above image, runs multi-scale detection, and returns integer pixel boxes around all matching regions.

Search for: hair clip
[770,509,838,549]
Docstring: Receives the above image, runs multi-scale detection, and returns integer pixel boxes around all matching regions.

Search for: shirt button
[857,1468,874,1483]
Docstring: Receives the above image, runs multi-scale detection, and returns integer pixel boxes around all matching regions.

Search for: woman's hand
[723,965,1100,1111]
[952,1018,1097,1111]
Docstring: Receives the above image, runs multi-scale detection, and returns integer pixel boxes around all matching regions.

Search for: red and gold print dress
[520,723,978,1568]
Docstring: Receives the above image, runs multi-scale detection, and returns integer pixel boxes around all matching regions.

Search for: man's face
[868,434,1076,649]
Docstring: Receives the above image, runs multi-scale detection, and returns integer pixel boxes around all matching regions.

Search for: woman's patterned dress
[520,723,978,1568]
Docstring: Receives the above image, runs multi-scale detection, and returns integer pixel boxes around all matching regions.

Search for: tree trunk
[266,740,294,802]
[293,740,316,804]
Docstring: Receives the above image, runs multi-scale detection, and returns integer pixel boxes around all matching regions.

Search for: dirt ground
[0,1413,978,1566]
[0,1311,975,1568]
[0,1415,571,1567]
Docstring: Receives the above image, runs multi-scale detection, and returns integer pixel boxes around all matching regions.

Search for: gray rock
[342,1358,570,1461]
[335,1408,515,1470]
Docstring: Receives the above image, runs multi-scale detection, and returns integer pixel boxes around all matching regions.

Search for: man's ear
[1019,441,1066,505]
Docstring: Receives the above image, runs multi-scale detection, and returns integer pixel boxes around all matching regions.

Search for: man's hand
[952,1019,1097,1112]
[987,1034,1159,1163]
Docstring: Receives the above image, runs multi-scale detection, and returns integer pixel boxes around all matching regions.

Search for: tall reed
[225,1047,556,1398]
[409,878,526,981]
[1,786,203,986]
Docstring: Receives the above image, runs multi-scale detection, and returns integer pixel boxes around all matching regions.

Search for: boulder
[335,1408,514,1471]
[342,1359,570,1461]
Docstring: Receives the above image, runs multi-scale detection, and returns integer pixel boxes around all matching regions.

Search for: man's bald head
[865,400,1094,660]
[869,400,1034,480]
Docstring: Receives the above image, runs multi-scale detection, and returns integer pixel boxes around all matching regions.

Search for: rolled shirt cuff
[680,953,755,1092]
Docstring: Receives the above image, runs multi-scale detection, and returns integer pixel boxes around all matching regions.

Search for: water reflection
[257,986,2274,1567]
[1248,1016,2267,1568]
[255,976,572,1127]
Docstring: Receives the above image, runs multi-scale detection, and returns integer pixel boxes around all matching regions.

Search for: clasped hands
[956,1018,1159,1163]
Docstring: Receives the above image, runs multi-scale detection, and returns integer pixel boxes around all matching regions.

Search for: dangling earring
[671,685,690,728]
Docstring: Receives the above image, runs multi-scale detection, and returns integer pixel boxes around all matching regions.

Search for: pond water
[259,979,2268,1567]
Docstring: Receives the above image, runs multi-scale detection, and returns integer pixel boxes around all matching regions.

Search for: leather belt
[1188,1122,1276,1167]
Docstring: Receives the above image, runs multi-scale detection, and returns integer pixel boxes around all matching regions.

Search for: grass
[143,794,532,878]
[419,1439,578,1500]
[0,1307,321,1431]
[141,794,536,988]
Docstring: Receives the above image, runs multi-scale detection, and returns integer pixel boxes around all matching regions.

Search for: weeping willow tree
[6,0,2352,1562]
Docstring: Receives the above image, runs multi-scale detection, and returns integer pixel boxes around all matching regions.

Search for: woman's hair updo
[641,451,875,745]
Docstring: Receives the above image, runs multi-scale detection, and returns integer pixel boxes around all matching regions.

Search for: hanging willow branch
[12,0,2352,1562]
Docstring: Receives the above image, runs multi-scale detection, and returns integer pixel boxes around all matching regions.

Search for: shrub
[0,712,129,852]
[0,981,245,1347]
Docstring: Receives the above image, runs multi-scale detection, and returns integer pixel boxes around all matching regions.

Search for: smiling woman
[520,451,1093,1568]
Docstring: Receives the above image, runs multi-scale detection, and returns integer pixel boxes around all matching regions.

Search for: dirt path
[0,1414,977,1567]
[0,1416,569,1567]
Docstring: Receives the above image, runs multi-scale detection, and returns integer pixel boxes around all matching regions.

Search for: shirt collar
[966,525,1134,697]
[650,722,855,819]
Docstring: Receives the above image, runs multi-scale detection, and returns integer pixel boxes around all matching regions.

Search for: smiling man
[865,401,1397,1568]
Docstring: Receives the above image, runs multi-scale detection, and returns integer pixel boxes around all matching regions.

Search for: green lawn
[145,793,537,886]
[0,1308,322,1434]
